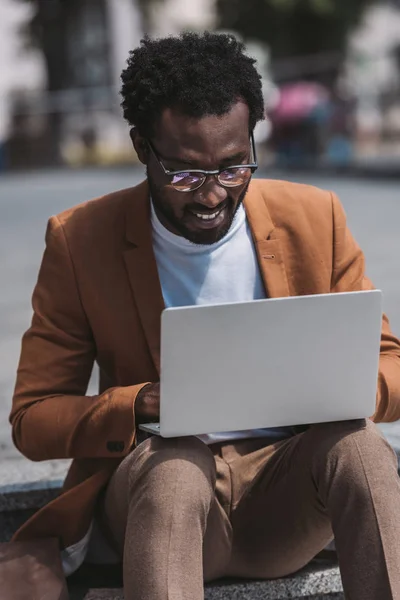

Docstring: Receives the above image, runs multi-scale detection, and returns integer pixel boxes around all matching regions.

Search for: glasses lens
[218,167,252,187]
[170,172,204,192]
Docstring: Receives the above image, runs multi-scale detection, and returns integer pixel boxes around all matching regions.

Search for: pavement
[0,166,400,460]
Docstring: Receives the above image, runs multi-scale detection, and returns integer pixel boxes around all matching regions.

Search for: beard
[148,172,251,245]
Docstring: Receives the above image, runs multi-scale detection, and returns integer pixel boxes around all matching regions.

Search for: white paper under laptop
[139,290,382,437]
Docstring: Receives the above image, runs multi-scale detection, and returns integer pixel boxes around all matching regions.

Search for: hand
[135,382,160,424]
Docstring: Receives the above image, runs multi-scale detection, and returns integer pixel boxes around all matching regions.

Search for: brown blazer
[10,178,400,549]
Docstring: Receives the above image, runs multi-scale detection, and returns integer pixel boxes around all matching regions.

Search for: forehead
[154,101,250,162]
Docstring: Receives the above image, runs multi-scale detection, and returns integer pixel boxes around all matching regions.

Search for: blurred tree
[136,0,158,31]
[15,0,72,163]
[135,0,374,85]
[217,0,374,83]
[15,0,111,164]
[17,0,112,91]
[17,0,70,92]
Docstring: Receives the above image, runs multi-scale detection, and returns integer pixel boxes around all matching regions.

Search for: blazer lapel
[244,180,290,298]
[123,180,164,375]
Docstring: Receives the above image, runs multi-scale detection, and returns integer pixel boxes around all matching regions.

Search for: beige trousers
[101,419,400,600]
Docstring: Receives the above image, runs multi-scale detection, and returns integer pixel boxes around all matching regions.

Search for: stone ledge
[0,458,69,511]
[0,484,62,512]
[81,562,343,600]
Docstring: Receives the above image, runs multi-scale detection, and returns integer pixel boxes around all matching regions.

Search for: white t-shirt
[151,202,292,445]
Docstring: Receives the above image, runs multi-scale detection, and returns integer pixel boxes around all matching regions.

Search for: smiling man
[10,32,400,600]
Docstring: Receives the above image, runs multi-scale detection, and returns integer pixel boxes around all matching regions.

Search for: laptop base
[139,423,161,435]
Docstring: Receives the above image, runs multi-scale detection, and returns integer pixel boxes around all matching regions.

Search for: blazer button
[107,441,125,453]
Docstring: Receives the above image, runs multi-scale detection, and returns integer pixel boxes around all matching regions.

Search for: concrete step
[67,560,343,600]
[0,457,69,512]
[84,565,344,600]
[82,590,343,600]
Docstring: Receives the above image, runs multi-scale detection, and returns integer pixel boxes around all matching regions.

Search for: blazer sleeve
[10,216,150,461]
[330,192,400,422]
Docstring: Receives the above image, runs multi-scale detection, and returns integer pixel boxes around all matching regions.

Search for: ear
[130,127,148,165]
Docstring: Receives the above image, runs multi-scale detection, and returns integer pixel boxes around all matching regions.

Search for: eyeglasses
[147,133,258,192]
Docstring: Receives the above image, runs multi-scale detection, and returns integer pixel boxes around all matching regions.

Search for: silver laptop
[139,290,382,437]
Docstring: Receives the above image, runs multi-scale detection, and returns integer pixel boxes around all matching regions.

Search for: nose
[192,175,228,208]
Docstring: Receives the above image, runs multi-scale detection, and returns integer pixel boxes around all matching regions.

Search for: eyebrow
[163,150,248,169]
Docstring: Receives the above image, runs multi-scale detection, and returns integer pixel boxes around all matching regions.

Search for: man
[10,32,400,600]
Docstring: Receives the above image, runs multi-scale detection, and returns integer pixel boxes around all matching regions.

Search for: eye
[220,167,242,179]
[218,166,252,187]
[170,172,204,191]
[171,172,201,185]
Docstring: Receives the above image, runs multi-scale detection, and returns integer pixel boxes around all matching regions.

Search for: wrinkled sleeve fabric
[10,216,149,461]
[330,192,400,422]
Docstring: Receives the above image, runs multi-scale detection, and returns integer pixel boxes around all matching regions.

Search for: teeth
[195,210,221,220]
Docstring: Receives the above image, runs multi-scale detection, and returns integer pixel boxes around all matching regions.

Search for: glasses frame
[147,133,258,192]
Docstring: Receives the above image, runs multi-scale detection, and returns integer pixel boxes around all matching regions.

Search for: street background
[0,0,400,459]
[1,0,400,172]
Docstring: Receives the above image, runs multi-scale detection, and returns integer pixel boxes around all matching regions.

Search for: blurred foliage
[215,0,374,59]
[12,0,80,164]
[136,0,374,84]
[136,0,161,30]
[135,0,373,61]
[15,0,76,91]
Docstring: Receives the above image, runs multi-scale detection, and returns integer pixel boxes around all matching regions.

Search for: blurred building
[1,0,144,169]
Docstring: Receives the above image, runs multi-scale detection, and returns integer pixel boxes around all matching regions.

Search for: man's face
[134,101,253,245]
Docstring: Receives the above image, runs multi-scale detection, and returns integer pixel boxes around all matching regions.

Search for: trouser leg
[228,419,400,600]
[102,436,232,600]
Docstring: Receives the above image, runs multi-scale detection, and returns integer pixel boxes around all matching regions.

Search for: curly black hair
[120,31,264,138]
